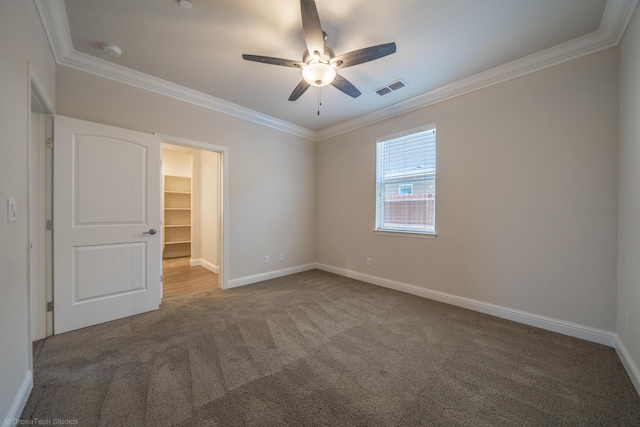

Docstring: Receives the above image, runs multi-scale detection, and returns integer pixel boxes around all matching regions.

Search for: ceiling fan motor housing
[302,47,335,65]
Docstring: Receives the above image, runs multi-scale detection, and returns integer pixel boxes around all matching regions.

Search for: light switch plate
[7,198,17,222]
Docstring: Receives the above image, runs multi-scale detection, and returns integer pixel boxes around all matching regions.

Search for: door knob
[142,228,157,235]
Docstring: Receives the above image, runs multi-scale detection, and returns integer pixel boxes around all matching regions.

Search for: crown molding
[34,0,72,63]
[32,0,316,141]
[60,49,316,140]
[601,0,640,44]
[35,0,638,142]
[317,0,639,140]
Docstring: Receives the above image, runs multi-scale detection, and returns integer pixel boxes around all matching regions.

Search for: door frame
[28,64,54,344]
[156,134,229,289]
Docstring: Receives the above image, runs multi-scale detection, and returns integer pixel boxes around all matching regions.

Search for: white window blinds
[376,127,436,234]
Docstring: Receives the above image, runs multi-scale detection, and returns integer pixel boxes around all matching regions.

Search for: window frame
[374,125,437,239]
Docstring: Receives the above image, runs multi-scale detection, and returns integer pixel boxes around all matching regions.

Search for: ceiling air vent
[374,79,407,96]
[375,87,392,96]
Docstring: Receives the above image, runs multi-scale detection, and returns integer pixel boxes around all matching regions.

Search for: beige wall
[317,47,619,331]
[56,67,317,281]
[162,146,194,177]
[0,0,56,422]
[618,6,640,383]
[201,151,220,268]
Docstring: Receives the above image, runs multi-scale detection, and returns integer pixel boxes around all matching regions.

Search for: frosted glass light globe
[302,62,336,87]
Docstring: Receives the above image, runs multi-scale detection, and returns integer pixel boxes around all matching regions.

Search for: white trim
[601,0,640,44]
[2,370,33,426]
[374,230,437,239]
[60,50,316,141]
[28,64,55,347]
[33,0,73,63]
[33,0,639,141]
[29,67,55,116]
[317,32,620,140]
[377,124,437,143]
[156,133,229,290]
[190,258,219,274]
[34,1,315,140]
[317,0,640,140]
[314,263,617,347]
[615,336,640,396]
[227,264,316,289]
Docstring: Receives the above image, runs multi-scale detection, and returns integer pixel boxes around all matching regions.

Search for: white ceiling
[36,0,638,139]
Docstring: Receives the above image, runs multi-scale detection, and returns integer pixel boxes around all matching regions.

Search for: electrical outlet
[280,253,285,261]
[264,256,270,264]
[625,313,630,333]
[366,257,372,266]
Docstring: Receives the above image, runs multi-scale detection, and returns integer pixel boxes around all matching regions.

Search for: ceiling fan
[242,0,396,101]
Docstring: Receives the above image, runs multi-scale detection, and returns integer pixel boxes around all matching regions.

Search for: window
[375,126,436,235]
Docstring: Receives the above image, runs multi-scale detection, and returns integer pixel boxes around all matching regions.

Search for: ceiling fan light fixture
[241,0,396,101]
[302,61,336,87]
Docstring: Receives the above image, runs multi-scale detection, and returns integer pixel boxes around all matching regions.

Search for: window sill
[374,229,437,239]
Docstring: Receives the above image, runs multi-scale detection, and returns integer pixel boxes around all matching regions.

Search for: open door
[53,116,162,334]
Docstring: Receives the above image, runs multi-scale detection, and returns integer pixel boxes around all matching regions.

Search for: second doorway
[161,143,221,298]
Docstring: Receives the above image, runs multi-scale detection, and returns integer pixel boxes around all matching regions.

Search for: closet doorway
[161,142,222,298]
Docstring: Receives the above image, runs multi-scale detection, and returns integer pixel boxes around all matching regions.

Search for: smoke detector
[179,0,193,8]
[101,42,122,57]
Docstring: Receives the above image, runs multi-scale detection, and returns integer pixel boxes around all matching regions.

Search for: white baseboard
[3,370,32,426]
[226,263,316,289]
[314,263,617,347]
[190,258,219,274]
[615,335,640,396]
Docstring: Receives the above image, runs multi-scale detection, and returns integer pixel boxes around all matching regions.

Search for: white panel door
[53,116,162,334]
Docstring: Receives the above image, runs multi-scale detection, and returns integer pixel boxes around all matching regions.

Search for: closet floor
[162,257,218,298]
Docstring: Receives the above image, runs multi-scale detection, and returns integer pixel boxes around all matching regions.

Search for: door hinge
[46,220,53,230]
[46,137,54,149]
[160,275,163,283]
[46,301,53,312]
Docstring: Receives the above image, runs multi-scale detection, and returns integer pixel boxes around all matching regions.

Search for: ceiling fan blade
[331,74,361,98]
[242,54,304,68]
[331,42,397,69]
[289,79,311,101]
[300,0,324,57]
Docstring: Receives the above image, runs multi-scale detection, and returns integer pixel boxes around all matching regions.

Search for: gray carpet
[21,270,640,426]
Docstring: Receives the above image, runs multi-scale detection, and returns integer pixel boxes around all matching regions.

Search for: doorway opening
[29,69,54,352]
[159,139,225,298]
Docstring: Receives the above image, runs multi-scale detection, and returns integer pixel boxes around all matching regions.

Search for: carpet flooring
[21,269,640,426]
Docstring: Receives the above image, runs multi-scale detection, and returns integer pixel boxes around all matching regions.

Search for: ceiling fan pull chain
[317,87,322,116]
